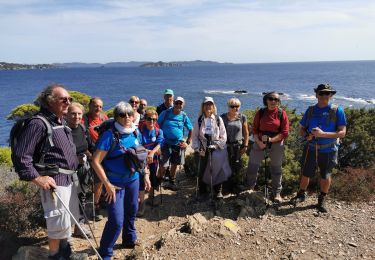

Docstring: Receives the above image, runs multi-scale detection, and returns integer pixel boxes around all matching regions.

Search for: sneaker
[317,195,328,213]
[94,208,104,222]
[272,193,283,203]
[136,203,145,217]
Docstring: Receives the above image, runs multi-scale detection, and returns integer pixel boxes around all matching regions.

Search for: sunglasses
[130,100,139,104]
[146,117,157,122]
[174,101,183,105]
[140,103,147,106]
[118,113,133,118]
[230,105,240,109]
[58,96,73,104]
[318,92,331,96]
[267,97,280,102]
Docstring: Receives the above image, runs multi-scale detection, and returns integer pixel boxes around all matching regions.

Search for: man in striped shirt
[12,84,85,259]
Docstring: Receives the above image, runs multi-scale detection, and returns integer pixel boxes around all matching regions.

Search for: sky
[1,0,375,64]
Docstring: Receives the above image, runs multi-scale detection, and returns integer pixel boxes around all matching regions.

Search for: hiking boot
[136,203,145,217]
[317,194,328,213]
[272,193,283,203]
[290,190,306,206]
[94,208,104,222]
[73,223,92,239]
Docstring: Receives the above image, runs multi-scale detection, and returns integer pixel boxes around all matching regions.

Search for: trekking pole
[264,146,269,206]
[77,199,99,247]
[209,147,214,202]
[195,152,201,200]
[92,181,95,230]
[51,189,102,260]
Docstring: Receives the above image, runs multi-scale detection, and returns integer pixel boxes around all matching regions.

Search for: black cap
[314,84,336,95]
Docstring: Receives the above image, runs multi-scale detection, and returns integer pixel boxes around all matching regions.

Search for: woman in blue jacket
[92,101,151,260]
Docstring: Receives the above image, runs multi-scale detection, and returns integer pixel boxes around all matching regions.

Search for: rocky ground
[9,166,375,260]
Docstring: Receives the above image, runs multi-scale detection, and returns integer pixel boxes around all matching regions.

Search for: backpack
[257,107,284,134]
[304,104,338,130]
[99,121,148,175]
[9,114,54,167]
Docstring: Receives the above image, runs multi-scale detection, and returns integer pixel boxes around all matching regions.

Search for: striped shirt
[13,108,78,186]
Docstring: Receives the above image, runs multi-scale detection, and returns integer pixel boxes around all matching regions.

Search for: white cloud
[1,0,375,63]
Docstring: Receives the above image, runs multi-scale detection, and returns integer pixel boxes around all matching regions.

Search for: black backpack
[9,114,54,167]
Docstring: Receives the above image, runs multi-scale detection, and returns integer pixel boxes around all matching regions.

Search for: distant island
[0,62,55,70]
[0,60,233,70]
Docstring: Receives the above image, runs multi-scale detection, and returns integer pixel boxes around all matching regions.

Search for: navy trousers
[99,178,139,260]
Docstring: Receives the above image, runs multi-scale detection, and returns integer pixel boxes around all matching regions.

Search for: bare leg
[48,238,60,255]
[320,177,331,193]
[299,176,310,190]
[170,164,178,180]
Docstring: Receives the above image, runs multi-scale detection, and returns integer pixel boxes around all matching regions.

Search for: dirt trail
[9,166,375,260]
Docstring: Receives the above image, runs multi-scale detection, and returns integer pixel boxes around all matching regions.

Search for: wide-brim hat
[314,84,337,95]
[203,96,214,104]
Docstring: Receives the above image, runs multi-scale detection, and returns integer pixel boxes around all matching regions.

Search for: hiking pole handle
[51,189,103,260]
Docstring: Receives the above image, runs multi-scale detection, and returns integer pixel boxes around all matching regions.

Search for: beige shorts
[40,184,79,239]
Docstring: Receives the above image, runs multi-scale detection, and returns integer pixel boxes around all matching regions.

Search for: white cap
[174,96,185,103]
[203,96,214,104]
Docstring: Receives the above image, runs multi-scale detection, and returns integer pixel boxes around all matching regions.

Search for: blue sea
[1,60,374,146]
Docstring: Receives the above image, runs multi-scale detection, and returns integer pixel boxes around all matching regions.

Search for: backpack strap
[83,113,90,130]
[304,105,315,130]
[277,108,283,132]
[34,115,54,164]
[329,104,338,126]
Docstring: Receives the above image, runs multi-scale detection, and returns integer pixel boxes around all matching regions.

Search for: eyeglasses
[230,105,240,109]
[130,100,139,104]
[146,117,157,122]
[119,113,133,118]
[57,96,73,104]
[267,97,280,102]
[318,92,331,96]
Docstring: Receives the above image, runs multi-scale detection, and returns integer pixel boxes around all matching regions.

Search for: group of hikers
[11,83,347,259]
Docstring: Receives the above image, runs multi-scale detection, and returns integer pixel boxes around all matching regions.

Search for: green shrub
[7,104,39,120]
[0,147,12,166]
[339,108,375,168]
[105,108,114,118]
[68,91,91,110]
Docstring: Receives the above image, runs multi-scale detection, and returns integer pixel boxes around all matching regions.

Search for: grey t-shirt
[221,113,247,144]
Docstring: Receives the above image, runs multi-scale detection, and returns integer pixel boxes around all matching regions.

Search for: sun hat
[174,96,185,103]
[314,84,337,95]
[164,89,174,95]
[203,96,214,104]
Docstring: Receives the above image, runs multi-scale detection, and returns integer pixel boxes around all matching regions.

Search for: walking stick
[77,199,99,247]
[263,145,270,206]
[195,152,201,200]
[51,189,102,260]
